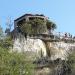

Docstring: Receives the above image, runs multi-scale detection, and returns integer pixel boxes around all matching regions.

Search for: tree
[29,18,47,34]
[0,25,4,40]
[0,35,35,75]
[18,18,47,35]
[46,20,57,34]
[18,22,32,36]
[67,52,75,69]
[17,17,57,35]
[5,17,13,35]
[0,46,35,75]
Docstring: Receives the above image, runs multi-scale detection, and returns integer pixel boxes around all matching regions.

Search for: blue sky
[0,0,75,35]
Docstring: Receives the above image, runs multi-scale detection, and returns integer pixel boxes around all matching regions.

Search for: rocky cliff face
[13,33,75,60]
[13,33,47,58]
[45,42,75,60]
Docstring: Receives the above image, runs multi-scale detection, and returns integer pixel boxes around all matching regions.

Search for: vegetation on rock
[0,46,35,75]
[17,18,56,35]
[46,20,57,33]
[0,27,35,75]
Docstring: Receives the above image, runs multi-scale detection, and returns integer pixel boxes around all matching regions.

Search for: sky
[0,0,75,35]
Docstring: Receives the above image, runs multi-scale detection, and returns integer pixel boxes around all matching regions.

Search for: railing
[29,33,75,43]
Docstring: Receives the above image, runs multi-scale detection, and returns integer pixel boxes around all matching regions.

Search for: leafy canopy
[17,17,57,35]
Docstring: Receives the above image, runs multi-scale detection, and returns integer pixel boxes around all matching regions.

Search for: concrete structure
[14,14,48,38]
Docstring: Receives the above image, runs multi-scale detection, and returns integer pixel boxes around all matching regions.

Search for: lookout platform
[29,33,75,43]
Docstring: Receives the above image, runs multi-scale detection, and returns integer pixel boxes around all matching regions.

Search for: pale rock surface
[13,33,75,60]
[50,42,75,60]
[13,34,47,57]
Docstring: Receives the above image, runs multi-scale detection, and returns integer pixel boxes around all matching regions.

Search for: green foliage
[46,20,57,30]
[0,35,35,75]
[18,18,48,34]
[18,18,57,35]
[5,28,10,36]
[29,18,47,34]
[54,52,75,75]
[67,52,75,69]
[20,22,32,35]
[0,36,13,49]
[0,25,4,40]
[0,46,35,75]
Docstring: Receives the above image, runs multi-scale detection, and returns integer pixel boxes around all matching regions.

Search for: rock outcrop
[13,33,75,60]
[13,33,47,58]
